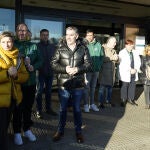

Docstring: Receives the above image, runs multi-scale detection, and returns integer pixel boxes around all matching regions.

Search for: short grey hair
[66,26,79,34]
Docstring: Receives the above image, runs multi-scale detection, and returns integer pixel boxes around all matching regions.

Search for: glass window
[0,8,15,33]
[25,19,64,44]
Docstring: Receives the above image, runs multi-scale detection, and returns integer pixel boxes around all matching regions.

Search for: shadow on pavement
[8,86,144,150]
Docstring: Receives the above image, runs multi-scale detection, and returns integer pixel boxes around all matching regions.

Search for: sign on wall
[135,36,145,55]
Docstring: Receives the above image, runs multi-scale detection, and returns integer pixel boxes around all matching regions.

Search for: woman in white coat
[119,40,141,107]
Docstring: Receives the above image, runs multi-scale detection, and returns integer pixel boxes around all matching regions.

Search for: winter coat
[51,38,92,89]
[119,48,141,82]
[37,41,55,77]
[14,40,42,86]
[86,39,104,72]
[140,55,150,85]
[99,44,118,86]
[0,47,29,107]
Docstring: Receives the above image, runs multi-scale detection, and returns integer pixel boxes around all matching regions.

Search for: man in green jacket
[13,23,42,146]
[84,29,104,112]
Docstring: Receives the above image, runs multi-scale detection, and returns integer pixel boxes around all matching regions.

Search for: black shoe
[128,99,138,106]
[35,111,43,119]
[98,103,105,109]
[76,133,84,143]
[106,102,115,107]
[120,101,126,107]
[53,132,64,142]
[120,99,127,107]
[46,109,58,116]
[128,99,134,105]
[132,101,138,106]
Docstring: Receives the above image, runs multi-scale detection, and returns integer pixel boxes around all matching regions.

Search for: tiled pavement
[8,85,150,150]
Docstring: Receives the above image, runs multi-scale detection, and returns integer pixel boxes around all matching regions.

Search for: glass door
[25,19,64,44]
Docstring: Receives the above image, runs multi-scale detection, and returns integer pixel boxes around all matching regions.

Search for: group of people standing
[51,27,150,144]
[0,23,41,149]
[0,23,150,149]
[0,23,57,149]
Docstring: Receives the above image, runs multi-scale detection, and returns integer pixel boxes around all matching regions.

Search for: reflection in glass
[25,19,63,44]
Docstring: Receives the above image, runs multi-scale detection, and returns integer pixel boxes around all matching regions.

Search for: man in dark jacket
[51,26,92,143]
[35,29,57,119]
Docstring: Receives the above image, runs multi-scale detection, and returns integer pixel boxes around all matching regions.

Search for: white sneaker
[90,104,99,111]
[14,133,23,145]
[24,130,36,142]
[84,104,90,112]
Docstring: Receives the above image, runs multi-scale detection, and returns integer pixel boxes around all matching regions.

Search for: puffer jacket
[51,38,92,89]
[140,55,150,85]
[0,57,29,107]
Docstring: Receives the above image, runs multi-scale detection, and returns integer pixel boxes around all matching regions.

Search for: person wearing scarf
[0,31,29,150]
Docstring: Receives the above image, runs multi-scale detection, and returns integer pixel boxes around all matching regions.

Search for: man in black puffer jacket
[51,26,92,143]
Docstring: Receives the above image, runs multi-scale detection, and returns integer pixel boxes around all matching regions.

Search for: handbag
[138,70,145,84]
[146,66,150,80]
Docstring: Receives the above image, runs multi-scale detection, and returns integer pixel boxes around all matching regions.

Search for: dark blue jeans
[36,74,53,112]
[98,85,112,103]
[57,88,83,134]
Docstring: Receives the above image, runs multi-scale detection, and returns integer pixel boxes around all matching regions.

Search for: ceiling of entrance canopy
[1,0,150,18]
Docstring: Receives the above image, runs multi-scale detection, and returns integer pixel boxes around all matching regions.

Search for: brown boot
[76,133,84,143]
[52,132,64,142]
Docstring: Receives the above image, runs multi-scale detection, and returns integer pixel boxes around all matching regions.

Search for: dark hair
[86,29,94,34]
[40,29,49,34]
[125,39,134,45]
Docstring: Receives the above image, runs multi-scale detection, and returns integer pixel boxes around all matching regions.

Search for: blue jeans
[36,74,53,112]
[57,89,83,133]
[84,72,99,105]
[98,85,112,103]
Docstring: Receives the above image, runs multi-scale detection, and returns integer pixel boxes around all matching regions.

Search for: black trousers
[13,85,36,133]
[121,77,136,100]
[0,99,15,150]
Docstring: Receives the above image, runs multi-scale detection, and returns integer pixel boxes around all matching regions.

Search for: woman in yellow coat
[0,31,29,150]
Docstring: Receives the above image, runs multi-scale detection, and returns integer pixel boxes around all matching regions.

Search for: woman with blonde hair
[0,31,29,150]
[140,45,150,109]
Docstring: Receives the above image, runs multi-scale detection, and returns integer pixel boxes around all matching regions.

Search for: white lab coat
[119,48,141,82]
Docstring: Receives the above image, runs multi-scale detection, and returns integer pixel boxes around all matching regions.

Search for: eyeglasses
[18,30,28,33]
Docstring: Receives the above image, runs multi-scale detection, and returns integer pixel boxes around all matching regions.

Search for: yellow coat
[0,58,29,107]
